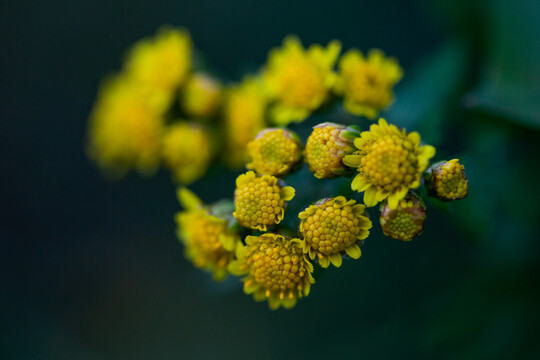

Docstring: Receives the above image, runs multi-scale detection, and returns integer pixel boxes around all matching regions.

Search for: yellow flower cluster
[228,233,314,310]
[162,123,212,184]
[379,193,426,241]
[89,29,470,310]
[175,188,240,281]
[247,128,302,176]
[425,159,468,200]
[344,119,436,209]
[233,171,295,231]
[304,123,358,178]
[299,196,372,268]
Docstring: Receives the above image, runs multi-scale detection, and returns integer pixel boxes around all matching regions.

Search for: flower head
[247,128,302,176]
[162,122,212,184]
[175,188,241,281]
[379,192,426,241]
[263,36,341,125]
[233,171,295,231]
[299,197,372,268]
[180,73,222,118]
[343,118,435,209]
[425,159,468,201]
[223,78,267,167]
[228,233,314,309]
[335,49,402,119]
[87,76,164,176]
[305,123,360,178]
[124,27,191,108]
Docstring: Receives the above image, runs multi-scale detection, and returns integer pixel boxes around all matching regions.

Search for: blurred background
[1,0,540,358]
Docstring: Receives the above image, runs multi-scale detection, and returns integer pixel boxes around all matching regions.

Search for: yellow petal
[345,245,362,259]
[343,154,362,168]
[176,187,202,210]
[280,186,296,201]
[351,174,371,192]
[363,186,379,207]
[329,253,343,267]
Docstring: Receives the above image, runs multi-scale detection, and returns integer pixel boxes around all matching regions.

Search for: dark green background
[2,0,539,358]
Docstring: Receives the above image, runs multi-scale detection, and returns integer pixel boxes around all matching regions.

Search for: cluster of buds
[88,28,470,310]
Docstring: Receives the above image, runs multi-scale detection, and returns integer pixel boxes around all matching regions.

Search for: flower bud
[305,123,360,178]
[247,128,302,176]
[379,192,426,241]
[424,159,468,201]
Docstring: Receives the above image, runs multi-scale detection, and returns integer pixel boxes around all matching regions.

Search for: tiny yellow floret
[223,78,267,167]
[335,49,403,119]
[247,128,302,176]
[180,73,222,118]
[379,193,426,241]
[228,233,314,309]
[233,171,295,231]
[343,118,435,209]
[263,36,341,125]
[161,122,212,184]
[305,123,358,178]
[299,197,372,268]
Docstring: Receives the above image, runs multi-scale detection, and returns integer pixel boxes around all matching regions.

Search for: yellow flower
[161,122,212,184]
[87,75,164,176]
[335,49,403,119]
[247,128,302,176]
[343,118,436,209]
[223,78,267,167]
[175,188,241,281]
[228,233,314,310]
[263,36,341,125]
[298,197,372,268]
[124,27,192,109]
[425,159,468,200]
[304,123,359,178]
[379,192,426,241]
[180,73,222,118]
[233,171,295,231]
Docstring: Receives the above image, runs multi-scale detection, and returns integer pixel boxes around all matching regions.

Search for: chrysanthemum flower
[175,188,240,281]
[228,233,314,309]
[305,123,360,178]
[263,36,341,125]
[425,159,468,201]
[87,76,164,176]
[298,197,372,268]
[379,192,426,241]
[223,78,267,167]
[233,171,295,231]
[124,27,191,109]
[180,73,222,118]
[334,49,402,119]
[161,122,212,184]
[343,118,436,209]
[246,128,302,176]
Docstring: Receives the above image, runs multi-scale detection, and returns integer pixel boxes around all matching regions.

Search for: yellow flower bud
[379,192,426,241]
[425,159,468,200]
[247,128,302,176]
[180,73,222,118]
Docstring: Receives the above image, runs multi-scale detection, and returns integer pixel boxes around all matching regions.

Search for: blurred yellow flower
[124,27,192,109]
[162,122,213,184]
[299,196,372,268]
[233,171,295,231]
[180,73,222,118]
[246,128,302,176]
[263,36,341,125]
[343,118,435,209]
[223,78,267,167]
[335,49,402,119]
[87,76,164,176]
[175,188,240,281]
[228,233,314,310]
